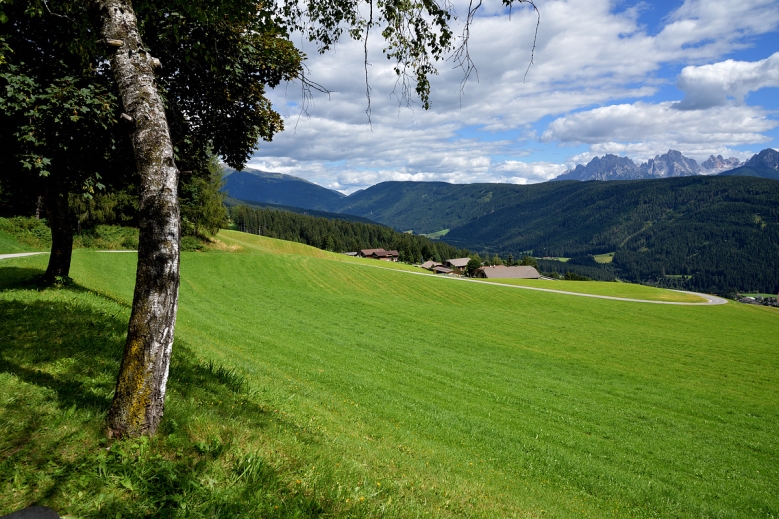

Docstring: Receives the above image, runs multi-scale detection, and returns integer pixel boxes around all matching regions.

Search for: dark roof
[432,266,454,274]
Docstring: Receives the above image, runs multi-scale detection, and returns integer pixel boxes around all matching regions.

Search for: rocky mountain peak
[554,147,777,182]
[553,154,640,181]
[745,148,779,171]
[639,150,701,178]
[701,155,742,173]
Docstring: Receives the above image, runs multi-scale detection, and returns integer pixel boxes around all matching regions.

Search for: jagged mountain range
[554,149,740,181]
[554,148,779,182]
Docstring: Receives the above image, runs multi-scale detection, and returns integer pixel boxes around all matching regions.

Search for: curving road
[359,262,729,306]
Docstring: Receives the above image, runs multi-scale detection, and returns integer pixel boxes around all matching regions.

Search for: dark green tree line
[230,204,468,263]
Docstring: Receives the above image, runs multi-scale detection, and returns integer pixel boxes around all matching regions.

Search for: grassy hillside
[2,231,778,518]
[0,217,142,255]
[0,217,52,253]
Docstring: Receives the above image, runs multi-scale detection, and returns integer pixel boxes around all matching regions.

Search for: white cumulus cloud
[675,52,779,109]
[248,0,779,191]
[542,101,776,161]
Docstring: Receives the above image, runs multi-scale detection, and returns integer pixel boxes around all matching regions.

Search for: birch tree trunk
[94,0,181,438]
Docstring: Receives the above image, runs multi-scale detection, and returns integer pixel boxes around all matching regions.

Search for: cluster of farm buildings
[346,248,541,279]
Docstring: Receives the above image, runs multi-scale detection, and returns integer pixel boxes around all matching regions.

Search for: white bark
[95,0,181,438]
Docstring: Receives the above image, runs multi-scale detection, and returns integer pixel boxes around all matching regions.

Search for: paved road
[1,250,728,306]
[360,262,729,306]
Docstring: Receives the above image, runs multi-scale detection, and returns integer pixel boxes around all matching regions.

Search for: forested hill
[223,196,379,225]
[438,176,779,295]
[221,168,345,210]
[441,177,778,255]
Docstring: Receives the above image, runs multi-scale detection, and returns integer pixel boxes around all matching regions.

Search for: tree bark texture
[43,188,74,281]
[95,0,181,438]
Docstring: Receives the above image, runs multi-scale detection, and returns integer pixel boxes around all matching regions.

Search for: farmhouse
[420,260,442,270]
[445,258,471,270]
[475,265,541,279]
[359,248,400,261]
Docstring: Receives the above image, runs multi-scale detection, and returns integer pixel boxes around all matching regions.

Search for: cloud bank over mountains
[249,0,779,193]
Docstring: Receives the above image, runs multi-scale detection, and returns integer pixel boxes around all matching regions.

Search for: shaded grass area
[0,218,139,254]
[0,266,350,518]
[472,277,707,303]
[3,238,779,518]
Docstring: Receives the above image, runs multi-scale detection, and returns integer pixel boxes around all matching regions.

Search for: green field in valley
[1,229,778,518]
[420,229,450,239]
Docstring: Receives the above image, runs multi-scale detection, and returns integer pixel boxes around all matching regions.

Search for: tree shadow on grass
[0,266,52,291]
[0,269,332,518]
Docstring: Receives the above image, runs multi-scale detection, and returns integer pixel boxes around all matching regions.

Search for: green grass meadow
[420,229,450,239]
[593,253,615,264]
[1,230,778,518]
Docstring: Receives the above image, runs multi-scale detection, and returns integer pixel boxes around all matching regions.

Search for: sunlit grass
[2,233,778,518]
[420,229,450,239]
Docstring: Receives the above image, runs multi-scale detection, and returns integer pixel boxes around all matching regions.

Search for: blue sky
[249,0,779,193]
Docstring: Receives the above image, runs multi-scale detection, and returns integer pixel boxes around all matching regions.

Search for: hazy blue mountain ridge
[222,195,380,225]
[221,167,345,210]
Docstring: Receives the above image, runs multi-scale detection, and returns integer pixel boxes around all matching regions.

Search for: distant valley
[221,149,779,295]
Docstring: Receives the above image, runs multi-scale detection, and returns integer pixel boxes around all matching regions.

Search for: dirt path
[0,252,48,260]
